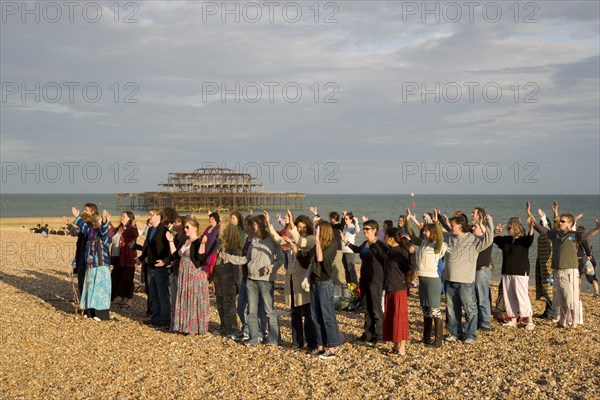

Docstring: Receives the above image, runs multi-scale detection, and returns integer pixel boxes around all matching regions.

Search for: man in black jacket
[139,208,172,328]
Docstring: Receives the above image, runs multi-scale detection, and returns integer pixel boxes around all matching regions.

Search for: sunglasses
[363,227,373,231]
[559,220,567,223]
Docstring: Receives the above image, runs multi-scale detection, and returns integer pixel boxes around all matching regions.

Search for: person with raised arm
[200,212,221,280]
[212,222,243,338]
[64,203,98,296]
[307,221,341,359]
[440,212,494,345]
[343,219,389,343]
[533,207,556,320]
[222,214,283,346]
[382,227,416,356]
[265,210,317,351]
[109,211,139,309]
[71,207,111,321]
[494,207,536,331]
[341,211,360,287]
[531,200,600,328]
[471,207,494,331]
[406,208,447,347]
[234,215,267,342]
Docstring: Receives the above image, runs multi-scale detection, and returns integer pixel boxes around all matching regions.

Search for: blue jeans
[310,280,341,348]
[475,267,492,329]
[149,267,171,326]
[445,281,478,341]
[246,279,279,345]
[237,280,266,338]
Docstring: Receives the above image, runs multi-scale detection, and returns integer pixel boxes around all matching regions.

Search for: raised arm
[72,207,91,236]
[100,210,110,241]
[315,225,323,262]
[264,211,287,246]
[289,227,316,250]
[166,231,177,255]
[582,220,600,241]
[440,213,451,233]
[474,215,494,252]
[405,208,423,245]
[432,210,444,254]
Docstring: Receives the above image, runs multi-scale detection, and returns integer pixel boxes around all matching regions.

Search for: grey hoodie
[227,236,283,281]
[442,218,494,283]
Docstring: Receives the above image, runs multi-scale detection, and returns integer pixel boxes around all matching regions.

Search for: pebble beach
[1,225,599,399]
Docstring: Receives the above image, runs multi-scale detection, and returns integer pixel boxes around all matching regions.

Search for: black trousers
[290,283,316,349]
[85,309,110,320]
[361,281,383,340]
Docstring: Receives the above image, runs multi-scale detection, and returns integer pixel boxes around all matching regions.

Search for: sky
[1,0,599,195]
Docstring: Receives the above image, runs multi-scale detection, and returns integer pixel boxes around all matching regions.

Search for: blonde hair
[560,213,575,228]
[507,217,525,237]
[220,222,242,253]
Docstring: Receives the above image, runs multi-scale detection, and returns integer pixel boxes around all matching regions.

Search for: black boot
[422,317,433,344]
[545,302,557,320]
[427,318,443,348]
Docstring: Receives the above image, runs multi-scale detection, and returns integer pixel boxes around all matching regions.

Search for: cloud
[0,1,598,194]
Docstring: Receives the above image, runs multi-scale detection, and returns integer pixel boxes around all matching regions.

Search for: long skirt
[383,290,409,343]
[80,265,111,311]
[502,274,533,318]
[172,252,210,334]
[111,263,135,300]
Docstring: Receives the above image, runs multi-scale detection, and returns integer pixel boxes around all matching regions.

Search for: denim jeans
[445,281,478,341]
[475,267,492,329]
[149,267,171,326]
[246,279,279,345]
[310,280,341,348]
[237,280,266,338]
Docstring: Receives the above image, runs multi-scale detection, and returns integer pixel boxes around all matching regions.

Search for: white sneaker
[445,335,458,343]
[525,323,535,331]
[319,349,337,359]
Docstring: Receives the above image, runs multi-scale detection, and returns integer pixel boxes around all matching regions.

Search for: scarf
[86,229,106,269]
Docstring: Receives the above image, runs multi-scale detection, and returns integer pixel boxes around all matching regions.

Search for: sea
[2,193,599,291]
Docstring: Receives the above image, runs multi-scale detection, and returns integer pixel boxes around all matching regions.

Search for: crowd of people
[63,200,600,357]
[30,223,70,236]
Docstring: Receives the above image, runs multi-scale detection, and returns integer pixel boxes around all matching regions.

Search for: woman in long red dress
[109,211,139,308]
[382,227,416,356]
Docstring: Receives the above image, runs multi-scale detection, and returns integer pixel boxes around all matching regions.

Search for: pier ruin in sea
[115,167,304,213]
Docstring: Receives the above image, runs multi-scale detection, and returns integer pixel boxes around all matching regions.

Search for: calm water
[2,193,599,289]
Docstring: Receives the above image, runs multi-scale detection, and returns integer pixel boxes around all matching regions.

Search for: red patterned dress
[172,244,210,334]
